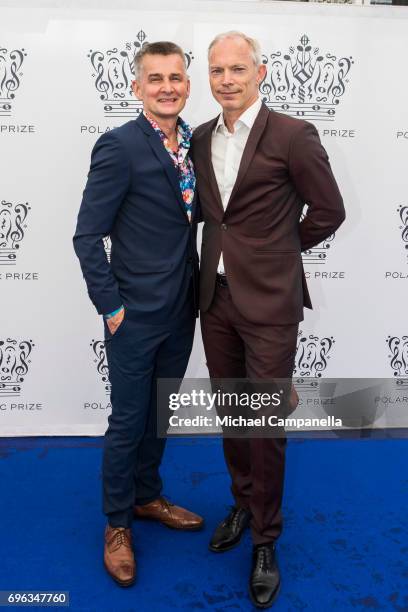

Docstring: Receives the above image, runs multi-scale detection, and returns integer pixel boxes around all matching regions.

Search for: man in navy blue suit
[73,41,203,587]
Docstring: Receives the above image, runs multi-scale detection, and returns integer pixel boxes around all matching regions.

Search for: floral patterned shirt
[144,111,196,222]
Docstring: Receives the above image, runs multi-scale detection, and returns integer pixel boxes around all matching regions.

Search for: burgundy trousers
[201,283,298,545]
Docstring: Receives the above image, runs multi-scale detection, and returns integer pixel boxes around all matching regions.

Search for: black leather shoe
[209,506,251,552]
[249,543,281,609]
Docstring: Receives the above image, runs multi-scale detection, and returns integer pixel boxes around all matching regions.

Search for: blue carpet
[0,437,407,611]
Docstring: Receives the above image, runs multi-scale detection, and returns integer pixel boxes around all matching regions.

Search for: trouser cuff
[134,492,162,507]
[107,510,133,528]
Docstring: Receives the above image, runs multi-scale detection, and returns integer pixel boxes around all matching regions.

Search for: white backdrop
[1,1,407,435]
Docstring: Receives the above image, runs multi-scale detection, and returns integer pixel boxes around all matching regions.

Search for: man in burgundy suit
[192,31,345,608]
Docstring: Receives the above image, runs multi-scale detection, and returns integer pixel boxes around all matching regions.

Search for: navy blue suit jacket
[73,113,199,323]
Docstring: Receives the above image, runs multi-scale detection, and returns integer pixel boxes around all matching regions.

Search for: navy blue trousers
[102,303,195,528]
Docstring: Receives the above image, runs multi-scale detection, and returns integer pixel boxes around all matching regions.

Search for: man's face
[132,53,190,121]
[208,37,266,114]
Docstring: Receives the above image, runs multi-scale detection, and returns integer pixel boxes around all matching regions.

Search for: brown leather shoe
[134,497,204,531]
[104,526,136,587]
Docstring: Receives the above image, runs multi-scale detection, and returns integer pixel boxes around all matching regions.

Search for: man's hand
[107,307,125,335]
[289,384,299,412]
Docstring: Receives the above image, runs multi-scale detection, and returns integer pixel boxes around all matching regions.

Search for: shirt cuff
[104,305,124,319]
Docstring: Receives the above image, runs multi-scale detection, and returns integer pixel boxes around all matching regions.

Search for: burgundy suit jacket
[192,103,346,325]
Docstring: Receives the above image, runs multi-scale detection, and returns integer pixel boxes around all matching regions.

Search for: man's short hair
[133,41,187,80]
[208,31,262,67]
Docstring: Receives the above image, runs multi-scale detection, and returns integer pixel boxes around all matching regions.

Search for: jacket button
[221,223,227,230]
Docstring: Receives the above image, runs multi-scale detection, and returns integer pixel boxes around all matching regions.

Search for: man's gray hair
[133,41,187,80]
[208,31,262,67]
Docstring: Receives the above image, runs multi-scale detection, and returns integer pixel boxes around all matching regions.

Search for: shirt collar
[214,97,262,135]
[143,111,193,149]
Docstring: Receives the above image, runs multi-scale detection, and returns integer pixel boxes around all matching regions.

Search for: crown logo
[386,335,408,390]
[103,236,111,262]
[300,209,335,263]
[294,331,335,377]
[260,34,353,122]
[0,200,30,265]
[88,31,194,118]
[386,335,408,378]
[302,233,335,264]
[0,46,27,116]
[90,339,111,396]
[0,338,34,397]
[397,205,408,263]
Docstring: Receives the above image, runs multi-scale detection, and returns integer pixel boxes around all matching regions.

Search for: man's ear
[186,78,191,99]
[256,63,267,85]
[132,80,141,100]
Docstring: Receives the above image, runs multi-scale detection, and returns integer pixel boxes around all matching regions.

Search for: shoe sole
[134,515,204,531]
[104,561,136,587]
[248,582,281,609]
[164,522,204,531]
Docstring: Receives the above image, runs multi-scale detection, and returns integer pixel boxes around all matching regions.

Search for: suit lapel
[200,117,224,216]
[227,103,269,207]
[190,190,198,223]
[197,104,270,217]
[137,113,189,222]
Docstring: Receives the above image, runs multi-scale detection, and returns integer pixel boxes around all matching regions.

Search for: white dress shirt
[211,97,263,274]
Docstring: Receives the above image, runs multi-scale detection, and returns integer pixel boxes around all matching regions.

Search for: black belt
[216,273,228,288]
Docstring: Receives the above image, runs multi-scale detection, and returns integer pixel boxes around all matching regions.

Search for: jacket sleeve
[289,122,346,251]
[73,131,130,315]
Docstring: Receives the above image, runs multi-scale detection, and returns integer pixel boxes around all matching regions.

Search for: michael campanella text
[169,415,344,428]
